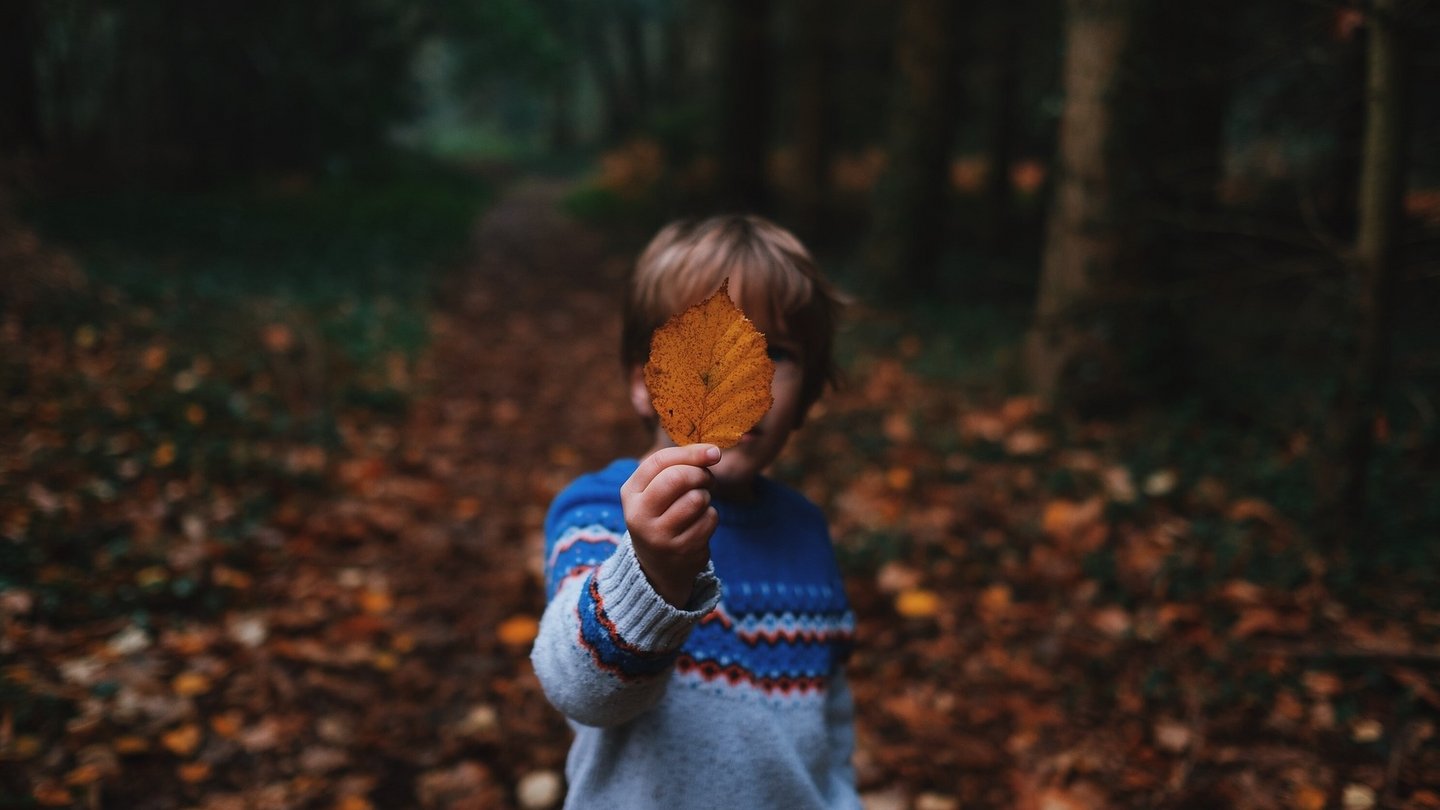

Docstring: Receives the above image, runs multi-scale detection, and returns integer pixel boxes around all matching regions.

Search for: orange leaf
[32,783,73,807]
[114,736,149,754]
[1293,785,1327,810]
[141,344,168,371]
[261,323,295,353]
[895,589,941,619]
[211,712,243,739]
[358,589,393,615]
[644,280,775,449]
[172,671,212,696]
[152,442,177,468]
[64,764,103,786]
[1041,498,1104,540]
[453,497,482,520]
[177,761,212,783]
[498,615,540,647]
[162,724,202,756]
[977,583,1013,621]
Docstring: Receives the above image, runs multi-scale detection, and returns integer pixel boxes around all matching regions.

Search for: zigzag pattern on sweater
[575,569,678,682]
[547,523,622,598]
[700,604,857,647]
[674,653,831,696]
[680,602,853,698]
[543,461,855,699]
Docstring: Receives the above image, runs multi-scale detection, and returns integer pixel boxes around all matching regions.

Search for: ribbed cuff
[595,533,722,652]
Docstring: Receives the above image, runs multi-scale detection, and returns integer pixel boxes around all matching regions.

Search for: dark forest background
[3,1,1439,808]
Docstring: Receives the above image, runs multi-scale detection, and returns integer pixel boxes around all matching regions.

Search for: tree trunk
[1327,36,1367,242]
[717,0,775,212]
[656,5,689,108]
[1028,0,1237,412]
[1026,0,1133,408]
[982,4,1023,254]
[581,6,632,142]
[788,0,835,241]
[1332,0,1409,547]
[864,0,961,297]
[619,3,650,126]
[0,0,43,153]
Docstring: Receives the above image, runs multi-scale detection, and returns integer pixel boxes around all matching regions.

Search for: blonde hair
[622,215,844,413]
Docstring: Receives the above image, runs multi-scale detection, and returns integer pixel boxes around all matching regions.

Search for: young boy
[531,215,860,809]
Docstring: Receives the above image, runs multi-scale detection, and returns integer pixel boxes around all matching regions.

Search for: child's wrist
[633,552,704,607]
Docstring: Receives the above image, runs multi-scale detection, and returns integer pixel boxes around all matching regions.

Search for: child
[531,215,860,809]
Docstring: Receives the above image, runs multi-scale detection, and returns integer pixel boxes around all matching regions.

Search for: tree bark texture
[787,0,835,241]
[983,5,1023,254]
[581,5,633,142]
[619,3,651,124]
[717,0,775,212]
[1333,0,1408,547]
[1028,0,1239,411]
[0,0,43,153]
[865,0,960,297]
[1026,0,1133,408]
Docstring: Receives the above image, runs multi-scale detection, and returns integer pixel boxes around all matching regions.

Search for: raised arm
[531,446,723,727]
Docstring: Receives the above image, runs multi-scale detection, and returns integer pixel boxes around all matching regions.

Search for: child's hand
[621,444,722,607]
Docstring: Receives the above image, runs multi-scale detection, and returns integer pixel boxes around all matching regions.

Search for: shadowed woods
[5,0,1440,806]
[5,176,1438,809]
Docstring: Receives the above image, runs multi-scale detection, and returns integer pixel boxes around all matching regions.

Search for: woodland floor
[3,178,1439,809]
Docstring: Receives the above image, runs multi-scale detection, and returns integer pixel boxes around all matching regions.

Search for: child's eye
[767,345,797,363]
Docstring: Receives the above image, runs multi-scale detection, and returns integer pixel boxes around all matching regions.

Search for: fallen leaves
[497,615,540,647]
[161,724,202,757]
[644,280,774,448]
[172,671,213,696]
[894,588,941,619]
[31,783,74,807]
[7,192,1439,810]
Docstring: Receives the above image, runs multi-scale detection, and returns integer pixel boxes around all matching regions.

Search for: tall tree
[0,0,42,154]
[1028,0,1238,411]
[981,2,1025,254]
[787,0,836,241]
[1331,0,1410,546]
[864,0,961,297]
[717,0,775,212]
[618,1,652,125]
[1026,0,1135,408]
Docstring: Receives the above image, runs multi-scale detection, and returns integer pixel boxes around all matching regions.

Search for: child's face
[631,323,807,501]
[708,331,805,498]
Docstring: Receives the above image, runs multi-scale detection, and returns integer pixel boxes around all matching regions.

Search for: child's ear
[628,365,655,421]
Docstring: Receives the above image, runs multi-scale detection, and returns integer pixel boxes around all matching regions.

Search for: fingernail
[704,446,720,462]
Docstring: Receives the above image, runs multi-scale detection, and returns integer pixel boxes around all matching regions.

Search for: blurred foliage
[18,0,425,180]
[3,0,1440,804]
[4,159,494,629]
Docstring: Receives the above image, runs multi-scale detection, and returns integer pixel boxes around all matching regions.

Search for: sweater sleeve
[532,530,720,727]
[824,668,864,808]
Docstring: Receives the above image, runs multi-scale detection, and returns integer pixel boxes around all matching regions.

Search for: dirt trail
[254,180,650,807]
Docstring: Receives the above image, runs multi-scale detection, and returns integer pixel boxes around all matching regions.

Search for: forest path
[253,179,650,807]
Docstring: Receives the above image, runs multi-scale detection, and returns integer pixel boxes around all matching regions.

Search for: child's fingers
[666,503,719,553]
[639,464,714,514]
[653,486,713,538]
[624,444,721,495]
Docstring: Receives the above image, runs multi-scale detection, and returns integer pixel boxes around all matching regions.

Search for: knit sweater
[531,459,860,810]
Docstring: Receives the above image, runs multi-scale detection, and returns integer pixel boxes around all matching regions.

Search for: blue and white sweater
[531,459,860,810]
